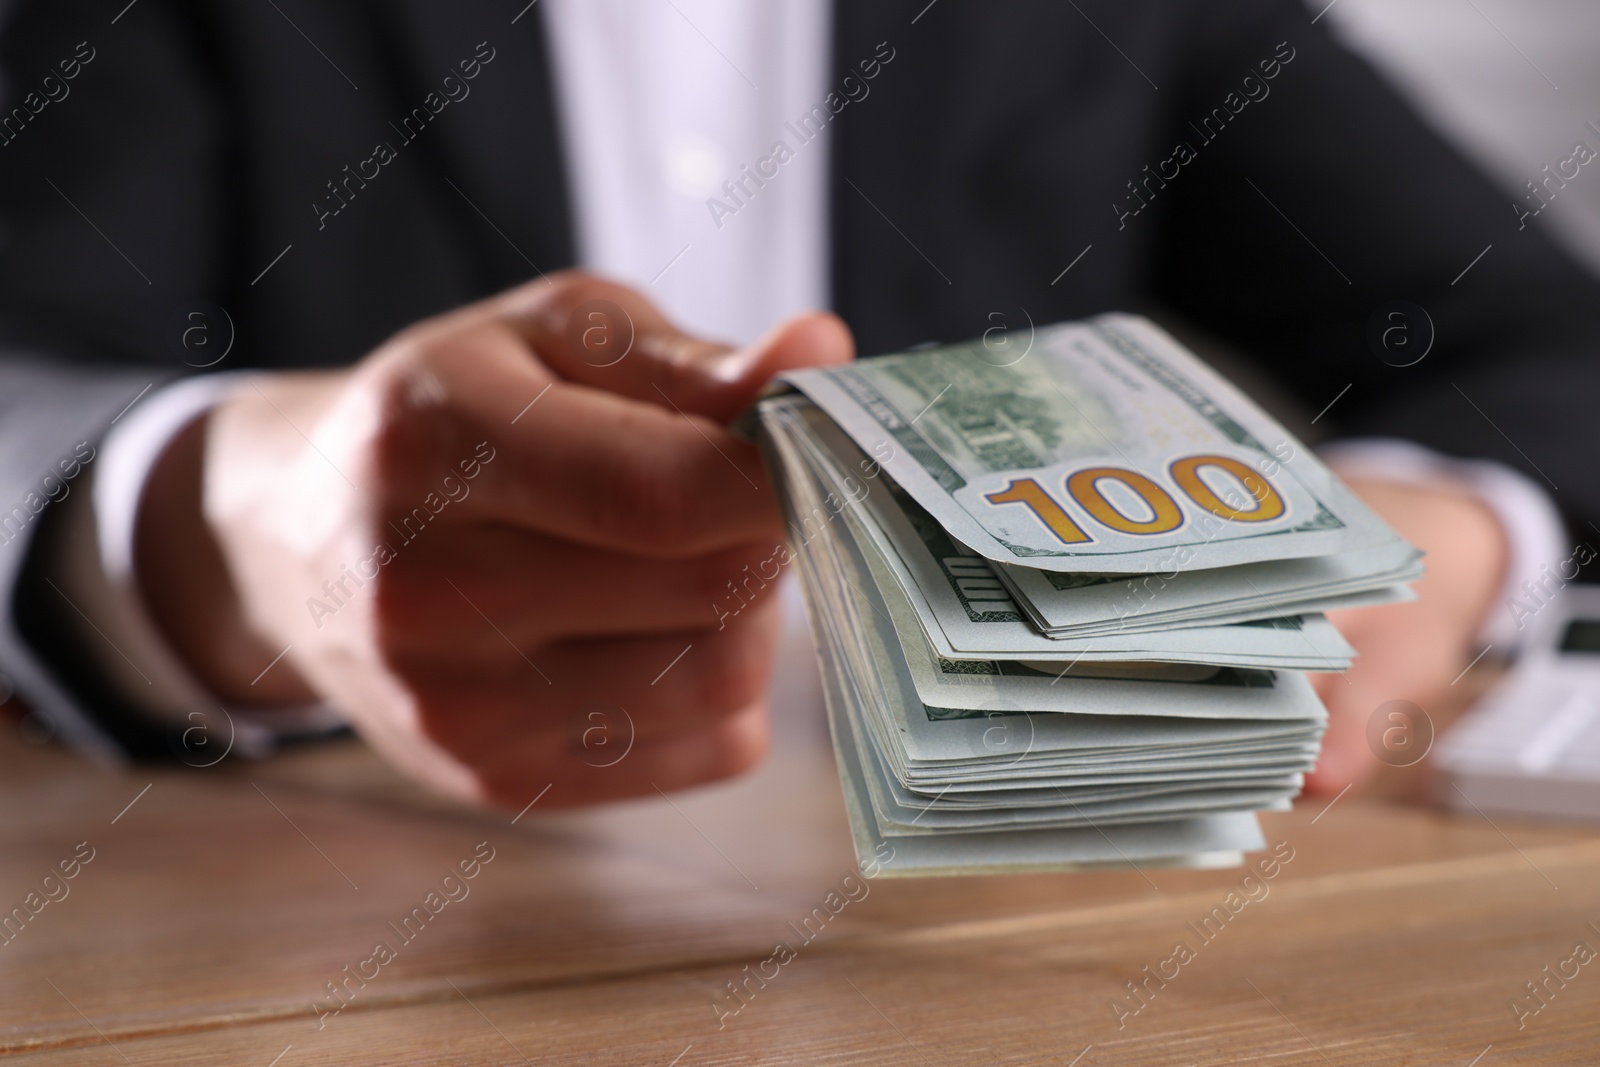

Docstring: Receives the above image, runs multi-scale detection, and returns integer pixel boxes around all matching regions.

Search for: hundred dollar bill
[808,514,1284,872]
[791,385,1418,638]
[826,691,1267,875]
[752,313,1409,878]
[769,395,1355,670]
[793,393,1418,638]
[779,314,1404,573]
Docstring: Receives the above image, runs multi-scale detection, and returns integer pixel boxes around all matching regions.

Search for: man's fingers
[470,704,771,810]
[372,530,786,653]
[499,272,855,423]
[355,271,850,556]
[390,611,779,766]
[358,323,783,556]
[543,616,780,728]
[483,382,781,554]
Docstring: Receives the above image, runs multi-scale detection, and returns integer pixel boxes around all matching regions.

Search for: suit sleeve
[1148,0,1600,529]
[0,0,225,757]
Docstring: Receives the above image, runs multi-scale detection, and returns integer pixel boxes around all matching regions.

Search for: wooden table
[3,685,1597,1066]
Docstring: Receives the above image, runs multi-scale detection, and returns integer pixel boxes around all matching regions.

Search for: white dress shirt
[53,0,1567,752]
[543,0,831,344]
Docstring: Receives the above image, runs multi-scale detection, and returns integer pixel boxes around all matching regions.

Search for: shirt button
[664,134,725,198]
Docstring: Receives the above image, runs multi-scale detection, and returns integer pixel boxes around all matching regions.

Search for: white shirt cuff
[54,373,342,757]
[1317,436,1570,650]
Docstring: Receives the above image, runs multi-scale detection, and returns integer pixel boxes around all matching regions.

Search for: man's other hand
[1305,477,1508,796]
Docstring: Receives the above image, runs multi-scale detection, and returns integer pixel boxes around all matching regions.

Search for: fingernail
[705,345,765,385]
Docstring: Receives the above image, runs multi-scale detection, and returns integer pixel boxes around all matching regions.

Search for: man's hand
[133,272,853,808]
[1304,476,1508,795]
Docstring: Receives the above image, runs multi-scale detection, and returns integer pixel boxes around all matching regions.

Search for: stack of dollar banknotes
[754,314,1422,877]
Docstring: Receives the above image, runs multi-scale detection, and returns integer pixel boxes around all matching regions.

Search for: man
[0,0,1594,808]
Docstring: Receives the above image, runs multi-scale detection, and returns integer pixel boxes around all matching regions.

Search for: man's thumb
[688,312,855,423]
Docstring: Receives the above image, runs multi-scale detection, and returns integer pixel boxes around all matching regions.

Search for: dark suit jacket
[2,0,1597,758]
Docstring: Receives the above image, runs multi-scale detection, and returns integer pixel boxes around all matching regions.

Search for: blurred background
[1327,0,1600,276]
